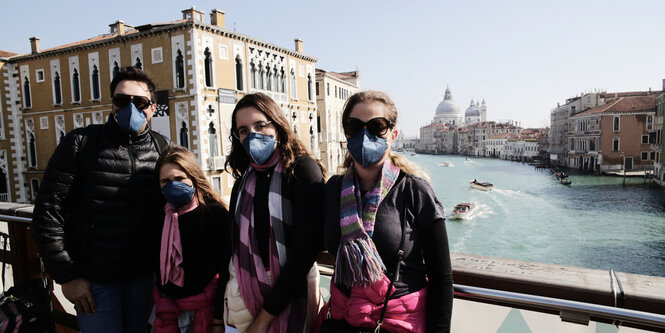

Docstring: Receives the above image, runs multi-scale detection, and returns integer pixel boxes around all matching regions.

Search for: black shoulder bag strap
[148,130,169,155]
[375,205,407,332]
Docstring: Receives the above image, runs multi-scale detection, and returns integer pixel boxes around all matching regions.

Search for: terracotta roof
[574,95,656,117]
[598,91,656,99]
[38,30,140,53]
[488,133,512,140]
[0,50,17,58]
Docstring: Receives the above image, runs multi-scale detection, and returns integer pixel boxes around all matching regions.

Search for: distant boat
[440,161,454,167]
[464,157,471,162]
[470,179,494,191]
[410,152,417,156]
[452,202,475,219]
[555,172,571,185]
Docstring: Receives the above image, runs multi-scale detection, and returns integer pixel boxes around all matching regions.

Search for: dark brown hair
[110,66,156,101]
[225,93,323,180]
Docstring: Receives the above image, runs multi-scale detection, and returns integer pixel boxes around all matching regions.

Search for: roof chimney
[294,38,303,53]
[182,6,205,22]
[29,37,40,54]
[210,9,225,27]
[109,20,126,35]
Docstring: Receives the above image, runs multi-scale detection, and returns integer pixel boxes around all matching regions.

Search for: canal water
[403,153,665,278]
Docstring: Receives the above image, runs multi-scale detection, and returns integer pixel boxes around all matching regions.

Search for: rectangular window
[612,137,619,152]
[36,69,45,82]
[326,83,329,96]
[642,135,649,144]
[642,152,648,160]
[650,151,655,160]
[316,82,320,96]
[647,115,653,130]
[335,86,337,98]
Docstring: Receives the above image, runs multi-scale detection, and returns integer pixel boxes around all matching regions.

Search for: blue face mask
[162,181,196,208]
[347,128,388,168]
[114,103,147,134]
[242,132,277,165]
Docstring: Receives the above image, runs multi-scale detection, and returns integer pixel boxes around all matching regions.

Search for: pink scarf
[160,197,199,287]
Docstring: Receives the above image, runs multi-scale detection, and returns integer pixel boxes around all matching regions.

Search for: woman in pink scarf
[320,91,453,332]
[151,145,231,333]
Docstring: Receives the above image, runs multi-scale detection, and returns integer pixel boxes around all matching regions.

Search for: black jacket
[33,118,168,284]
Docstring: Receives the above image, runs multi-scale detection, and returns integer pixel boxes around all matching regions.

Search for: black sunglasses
[112,94,153,110]
[343,117,393,137]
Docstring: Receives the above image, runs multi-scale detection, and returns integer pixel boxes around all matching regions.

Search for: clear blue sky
[3,1,665,137]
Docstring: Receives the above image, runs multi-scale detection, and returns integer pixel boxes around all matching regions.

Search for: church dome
[465,100,481,117]
[435,86,461,116]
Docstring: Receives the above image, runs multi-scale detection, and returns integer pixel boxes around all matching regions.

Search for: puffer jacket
[33,118,168,284]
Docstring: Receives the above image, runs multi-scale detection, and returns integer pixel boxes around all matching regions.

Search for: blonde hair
[339,90,430,181]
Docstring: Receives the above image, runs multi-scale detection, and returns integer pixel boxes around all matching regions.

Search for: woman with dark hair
[222,93,325,333]
[151,145,231,333]
[320,91,453,332]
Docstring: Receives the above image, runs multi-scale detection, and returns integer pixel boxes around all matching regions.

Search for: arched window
[208,122,218,156]
[113,61,119,79]
[31,179,40,199]
[250,61,256,89]
[175,50,185,89]
[613,117,620,131]
[204,47,213,87]
[29,133,37,167]
[180,121,189,149]
[266,66,272,91]
[613,137,620,152]
[91,65,100,100]
[135,57,142,69]
[280,68,286,93]
[72,69,81,102]
[273,66,278,91]
[307,74,313,101]
[235,56,243,91]
[258,63,264,90]
[53,71,62,104]
[290,69,297,99]
[23,77,31,108]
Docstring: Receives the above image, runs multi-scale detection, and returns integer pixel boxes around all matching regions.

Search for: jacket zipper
[128,135,136,174]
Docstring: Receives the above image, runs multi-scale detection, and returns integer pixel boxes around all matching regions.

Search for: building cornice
[8,20,318,63]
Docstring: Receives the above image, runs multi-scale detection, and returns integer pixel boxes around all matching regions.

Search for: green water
[406,153,665,277]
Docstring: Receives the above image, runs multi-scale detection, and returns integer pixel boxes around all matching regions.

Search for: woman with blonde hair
[151,145,231,333]
[320,90,453,332]
[223,93,324,333]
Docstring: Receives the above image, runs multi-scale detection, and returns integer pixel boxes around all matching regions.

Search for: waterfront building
[432,86,463,125]
[315,68,360,174]
[2,7,318,202]
[0,51,21,202]
[568,92,656,173]
[653,83,664,185]
[485,133,513,158]
[417,122,445,153]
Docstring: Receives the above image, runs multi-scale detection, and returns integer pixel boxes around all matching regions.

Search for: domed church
[432,86,463,125]
[432,86,488,126]
[464,99,487,124]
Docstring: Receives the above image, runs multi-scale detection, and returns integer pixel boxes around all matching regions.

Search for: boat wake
[449,203,494,251]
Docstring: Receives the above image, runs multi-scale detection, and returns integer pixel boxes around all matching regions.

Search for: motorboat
[554,172,571,185]
[452,203,475,219]
[470,179,493,191]
[440,161,454,167]
[410,152,417,156]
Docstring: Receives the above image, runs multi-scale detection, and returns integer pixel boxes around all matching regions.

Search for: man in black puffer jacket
[33,66,169,333]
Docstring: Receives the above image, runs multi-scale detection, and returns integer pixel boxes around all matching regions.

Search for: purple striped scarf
[334,160,401,289]
[233,152,305,331]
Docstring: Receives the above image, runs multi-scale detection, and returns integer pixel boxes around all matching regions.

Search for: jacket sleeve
[32,129,85,284]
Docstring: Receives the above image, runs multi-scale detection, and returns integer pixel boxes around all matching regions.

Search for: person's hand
[61,278,95,315]
[246,309,275,333]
